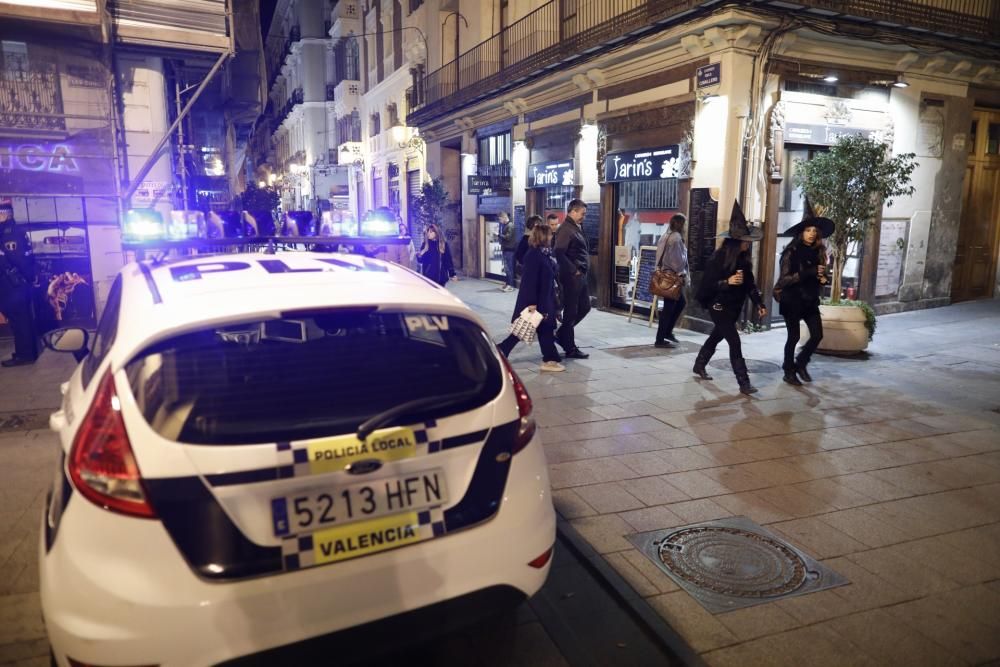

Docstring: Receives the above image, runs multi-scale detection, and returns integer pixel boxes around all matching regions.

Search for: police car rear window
[123,309,502,445]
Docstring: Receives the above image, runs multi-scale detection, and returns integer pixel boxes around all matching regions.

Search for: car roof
[109,252,478,365]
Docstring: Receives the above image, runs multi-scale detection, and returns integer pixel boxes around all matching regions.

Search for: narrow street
[2,280,999,666]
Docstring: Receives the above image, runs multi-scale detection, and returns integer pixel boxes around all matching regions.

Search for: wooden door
[952,108,1000,301]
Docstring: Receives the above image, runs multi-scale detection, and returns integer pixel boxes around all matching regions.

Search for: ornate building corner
[767,100,786,182]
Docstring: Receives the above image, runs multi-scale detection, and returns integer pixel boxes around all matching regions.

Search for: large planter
[800,303,869,354]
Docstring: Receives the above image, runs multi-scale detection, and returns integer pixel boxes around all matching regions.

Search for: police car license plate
[271,469,448,538]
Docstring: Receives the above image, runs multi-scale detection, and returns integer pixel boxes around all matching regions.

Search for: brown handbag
[650,269,684,301]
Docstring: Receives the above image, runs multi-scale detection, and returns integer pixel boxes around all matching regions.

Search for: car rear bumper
[42,436,555,667]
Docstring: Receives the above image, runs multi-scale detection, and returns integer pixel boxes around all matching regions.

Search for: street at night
[2,0,1000,665]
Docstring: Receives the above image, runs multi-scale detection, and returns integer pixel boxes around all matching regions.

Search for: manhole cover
[605,342,699,359]
[0,409,51,433]
[708,359,782,373]
[628,517,848,613]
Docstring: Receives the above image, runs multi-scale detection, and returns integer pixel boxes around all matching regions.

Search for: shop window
[618,179,678,210]
[544,185,575,210]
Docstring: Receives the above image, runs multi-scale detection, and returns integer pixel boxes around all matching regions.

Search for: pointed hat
[717,200,764,241]
[781,197,834,238]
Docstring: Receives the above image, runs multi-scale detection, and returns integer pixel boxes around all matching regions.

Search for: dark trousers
[783,311,823,371]
[656,292,686,342]
[556,275,590,353]
[502,251,516,287]
[498,320,560,362]
[699,308,743,365]
[1,288,38,361]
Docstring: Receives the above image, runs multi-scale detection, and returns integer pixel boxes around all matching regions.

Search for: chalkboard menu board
[688,188,719,272]
[582,203,600,254]
[633,245,658,305]
[514,205,526,239]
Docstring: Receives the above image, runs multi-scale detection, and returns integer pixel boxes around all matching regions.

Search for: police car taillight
[68,371,156,519]
[499,354,536,454]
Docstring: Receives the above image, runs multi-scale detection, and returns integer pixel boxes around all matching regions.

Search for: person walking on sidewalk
[496,217,564,372]
[654,213,689,349]
[693,201,767,395]
[385,221,416,270]
[774,200,833,385]
[417,223,456,287]
[554,199,591,359]
[0,201,38,367]
[498,212,517,292]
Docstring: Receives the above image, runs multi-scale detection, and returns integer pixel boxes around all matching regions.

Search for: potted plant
[793,134,916,353]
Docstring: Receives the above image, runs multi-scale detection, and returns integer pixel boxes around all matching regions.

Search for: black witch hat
[781,197,834,238]
[718,200,764,241]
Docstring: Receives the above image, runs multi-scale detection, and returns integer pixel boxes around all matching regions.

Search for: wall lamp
[892,75,909,88]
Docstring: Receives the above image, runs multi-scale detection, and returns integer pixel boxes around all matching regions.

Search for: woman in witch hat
[774,199,833,385]
[693,201,767,395]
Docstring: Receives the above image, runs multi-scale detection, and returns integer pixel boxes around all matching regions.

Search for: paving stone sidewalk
[2,282,999,666]
[456,278,1000,667]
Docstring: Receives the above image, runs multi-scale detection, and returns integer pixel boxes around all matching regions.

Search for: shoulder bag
[650,269,684,301]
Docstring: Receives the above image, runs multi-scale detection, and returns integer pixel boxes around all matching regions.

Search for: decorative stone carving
[767,100,786,181]
[596,124,607,179]
[601,103,695,137]
[824,100,852,126]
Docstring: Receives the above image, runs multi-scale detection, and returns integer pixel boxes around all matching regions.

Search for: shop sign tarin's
[784,123,882,146]
[696,63,721,88]
[604,146,681,183]
[528,160,575,188]
[467,175,491,194]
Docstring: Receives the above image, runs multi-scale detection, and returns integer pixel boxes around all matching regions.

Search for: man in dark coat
[0,201,38,367]
[553,199,590,359]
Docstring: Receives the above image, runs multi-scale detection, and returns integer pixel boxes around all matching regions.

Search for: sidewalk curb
[555,516,707,667]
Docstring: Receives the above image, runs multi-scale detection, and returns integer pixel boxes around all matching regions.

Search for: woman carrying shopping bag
[496,216,564,372]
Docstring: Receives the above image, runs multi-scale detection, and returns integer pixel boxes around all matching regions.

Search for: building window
[386,102,399,127]
[477,131,512,189]
[370,112,381,137]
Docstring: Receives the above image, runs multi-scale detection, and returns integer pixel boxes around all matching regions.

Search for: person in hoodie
[693,201,767,395]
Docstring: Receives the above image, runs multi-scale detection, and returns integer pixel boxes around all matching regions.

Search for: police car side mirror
[43,328,90,356]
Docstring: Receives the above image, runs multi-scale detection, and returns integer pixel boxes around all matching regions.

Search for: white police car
[40,252,555,666]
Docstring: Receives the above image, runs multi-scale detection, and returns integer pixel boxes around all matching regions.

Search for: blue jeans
[502,251,516,287]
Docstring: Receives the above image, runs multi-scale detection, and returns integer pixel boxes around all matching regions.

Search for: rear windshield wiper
[356,385,484,441]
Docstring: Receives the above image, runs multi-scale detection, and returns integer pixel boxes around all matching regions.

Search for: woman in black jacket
[774,205,833,385]
[496,217,564,372]
[417,223,456,286]
[693,201,767,395]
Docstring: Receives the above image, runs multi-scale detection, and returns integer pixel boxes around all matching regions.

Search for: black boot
[795,356,813,383]
[733,359,758,395]
[783,371,802,386]
[692,349,714,380]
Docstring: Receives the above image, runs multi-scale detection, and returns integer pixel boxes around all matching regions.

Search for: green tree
[411,178,450,236]
[793,134,916,304]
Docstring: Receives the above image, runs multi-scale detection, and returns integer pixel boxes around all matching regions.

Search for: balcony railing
[274,87,305,127]
[0,63,65,133]
[409,0,1000,123]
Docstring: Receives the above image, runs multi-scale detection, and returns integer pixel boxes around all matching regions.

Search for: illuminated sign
[528,160,575,188]
[0,144,79,173]
[604,145,681,182]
